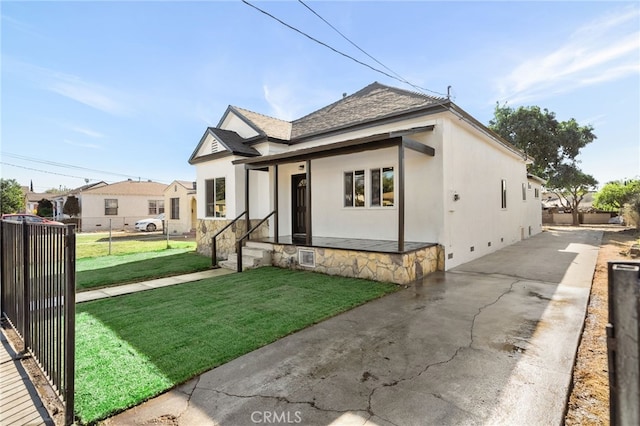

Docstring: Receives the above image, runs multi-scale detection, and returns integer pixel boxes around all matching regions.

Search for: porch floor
[255,235,437,254]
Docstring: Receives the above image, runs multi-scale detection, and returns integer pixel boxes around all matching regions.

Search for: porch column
[274,164,279,243]
[245,166,250,239]
[305,160,312,245]
[398,144,405,252]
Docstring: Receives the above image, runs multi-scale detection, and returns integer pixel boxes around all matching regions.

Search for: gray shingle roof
[231,106,292,140]
[290,82,444,140]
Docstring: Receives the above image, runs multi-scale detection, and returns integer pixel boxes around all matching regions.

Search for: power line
[1,161,102,182]
[1,152,165,182]
[242,0,447,98]
[296,0,446,97]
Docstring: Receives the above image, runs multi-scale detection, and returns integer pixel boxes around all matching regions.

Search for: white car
[134,214,164,232]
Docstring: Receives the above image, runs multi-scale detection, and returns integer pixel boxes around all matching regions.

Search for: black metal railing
[0,220,76,425]
[236,210,276,273]
[211,211,247,268]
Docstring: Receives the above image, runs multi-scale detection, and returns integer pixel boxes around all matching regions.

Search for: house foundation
[272,243,444,285]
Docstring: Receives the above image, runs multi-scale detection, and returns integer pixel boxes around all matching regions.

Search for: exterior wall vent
[298,249,316,267]
[211,140,219,153]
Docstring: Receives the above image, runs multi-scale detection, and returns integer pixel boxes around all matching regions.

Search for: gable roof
[188,128,261,164]
[207,128,261,156]
[191,81,527,165]
[231,106,292,140]
[82,180,167,196]
[290,82,445,140]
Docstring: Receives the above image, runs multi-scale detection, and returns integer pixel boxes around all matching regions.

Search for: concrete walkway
[76,268,234,303]
[104,227,602,426]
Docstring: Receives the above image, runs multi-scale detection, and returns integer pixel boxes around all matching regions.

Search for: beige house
[80,180,167,232]
[164,180,197,235]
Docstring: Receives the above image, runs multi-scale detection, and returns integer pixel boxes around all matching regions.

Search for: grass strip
[76,233,195,259]
[76,250,211,291]
[75,267,397,423]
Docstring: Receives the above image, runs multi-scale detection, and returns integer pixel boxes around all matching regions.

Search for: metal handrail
[211,210,247,268]
[236,210,276,273]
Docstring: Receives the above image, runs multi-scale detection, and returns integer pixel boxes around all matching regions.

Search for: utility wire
[297,0,446,97]
[1,152,165,182]
[1,161,102,182]
[242,0,447,98]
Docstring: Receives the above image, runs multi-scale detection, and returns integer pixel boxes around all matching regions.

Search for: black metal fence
[0,220,76,425]
[607,261,640,426]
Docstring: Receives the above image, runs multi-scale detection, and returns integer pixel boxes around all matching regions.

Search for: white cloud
[495,6,640,105]
[3,57,133,116]
[63,139,103,150]
[263,82,339,121]
[69,126,105,139]
[49,77,132,116]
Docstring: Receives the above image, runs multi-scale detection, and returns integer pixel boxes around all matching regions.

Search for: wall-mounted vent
[488,242,492,247]
[211,140,220,153]
[447,253,453,260]
[299,249,316,267]
[470,246,475,252]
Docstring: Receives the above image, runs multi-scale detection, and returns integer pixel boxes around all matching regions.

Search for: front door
[292,174,306,235]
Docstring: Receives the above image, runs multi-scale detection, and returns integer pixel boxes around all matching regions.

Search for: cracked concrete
[104,227,601,426]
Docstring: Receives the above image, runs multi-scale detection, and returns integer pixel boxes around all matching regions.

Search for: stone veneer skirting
[272,244,444,285]
[196,218,269,259]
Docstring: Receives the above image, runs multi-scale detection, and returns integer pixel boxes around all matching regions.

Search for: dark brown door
[292,174,306,235]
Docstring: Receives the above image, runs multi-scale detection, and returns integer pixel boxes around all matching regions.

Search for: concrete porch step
[219,242,274,271]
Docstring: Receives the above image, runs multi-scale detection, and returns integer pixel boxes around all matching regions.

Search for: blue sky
[2,1,638,192]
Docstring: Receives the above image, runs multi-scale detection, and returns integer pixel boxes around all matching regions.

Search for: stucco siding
[440,116,540,269]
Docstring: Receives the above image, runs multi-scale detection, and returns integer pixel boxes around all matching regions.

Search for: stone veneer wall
[272,244,444,285]
[196,219,269,259]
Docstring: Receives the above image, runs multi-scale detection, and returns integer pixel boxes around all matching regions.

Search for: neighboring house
[79,180,167,232]
[164,180,197,234]
[189,82,543,284]
[51,181,108,221]
[24,192,53,215]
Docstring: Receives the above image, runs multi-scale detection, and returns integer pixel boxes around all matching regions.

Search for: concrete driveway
[106,227,602,426]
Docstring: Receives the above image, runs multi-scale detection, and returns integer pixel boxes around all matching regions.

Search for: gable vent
[211,140,220,153]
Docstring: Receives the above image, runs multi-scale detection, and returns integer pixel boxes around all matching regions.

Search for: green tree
[546,163,598,226]
[489,104,596,179]
[0,178,26,214]
[37,198,54,218]
[63,195,81,217]
[593,179,640,211]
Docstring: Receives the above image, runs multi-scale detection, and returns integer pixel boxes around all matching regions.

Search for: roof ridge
[232,106,291,124]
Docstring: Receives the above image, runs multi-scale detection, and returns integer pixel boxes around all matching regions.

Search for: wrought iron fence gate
[0,220,75,425]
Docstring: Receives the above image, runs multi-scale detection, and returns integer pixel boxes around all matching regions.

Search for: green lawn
[75,267,397,423]
[76,249,211,291]
[76,232,196,259]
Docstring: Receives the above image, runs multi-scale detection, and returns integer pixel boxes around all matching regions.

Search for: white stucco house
[164,180,197,235]
[79,180,167,232]
[189,82,543,284]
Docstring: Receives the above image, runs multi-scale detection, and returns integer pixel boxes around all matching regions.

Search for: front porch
[256,235,443,285]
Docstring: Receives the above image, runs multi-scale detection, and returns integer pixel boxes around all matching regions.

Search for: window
[148,200,165,215]
[105,199,118,215]
[206,177,226,218]
[522,183,527,201]
[501,180,507,209]
[535,188,540,199]
[344,170,365,207]
[170,198,180,220]
[371,167,394,207]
